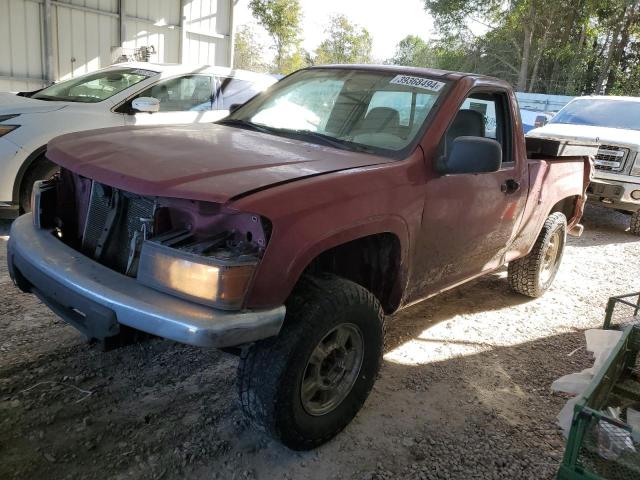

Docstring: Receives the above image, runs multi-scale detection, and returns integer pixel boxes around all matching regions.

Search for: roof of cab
[305,63,507,85]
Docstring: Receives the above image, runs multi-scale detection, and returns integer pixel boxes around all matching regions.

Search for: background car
[520,108,553,133]
[528,96,640,235]
[0,63,276,217]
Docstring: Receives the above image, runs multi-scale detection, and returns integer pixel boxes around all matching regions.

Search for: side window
[454,91,512,163]
[219,77,261,109]
[137,75,213,112]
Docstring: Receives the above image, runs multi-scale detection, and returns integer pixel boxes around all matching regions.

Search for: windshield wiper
[218,120,368,153]
[289,130,369,152]
[217,118,275,135]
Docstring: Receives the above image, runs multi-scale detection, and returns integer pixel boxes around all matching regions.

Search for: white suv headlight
[0,114,20,137]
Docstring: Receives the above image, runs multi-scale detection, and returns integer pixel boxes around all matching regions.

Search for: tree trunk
[528,17,554,93]
[595,8,626,94]
[517,25,533,91]
[606,3,638,92]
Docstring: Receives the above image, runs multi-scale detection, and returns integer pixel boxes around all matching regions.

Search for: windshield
[32,68,158,103]
[222,68,447,154]
[550,99,640,131]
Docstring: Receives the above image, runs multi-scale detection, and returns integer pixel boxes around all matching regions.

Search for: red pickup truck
[7,65,591,450]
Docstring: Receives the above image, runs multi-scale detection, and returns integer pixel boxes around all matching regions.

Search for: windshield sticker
[130,69,159,77]
[389,75,445,92]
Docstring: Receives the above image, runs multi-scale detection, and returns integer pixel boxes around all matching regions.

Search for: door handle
[501,179,520,194]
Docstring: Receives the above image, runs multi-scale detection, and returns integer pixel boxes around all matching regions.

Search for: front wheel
[508,212,567,298]
[19,158,59,213]
[237,274,384,450]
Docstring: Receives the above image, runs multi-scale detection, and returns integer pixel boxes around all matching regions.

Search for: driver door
[409,89,528,301]
[125,75,223,125]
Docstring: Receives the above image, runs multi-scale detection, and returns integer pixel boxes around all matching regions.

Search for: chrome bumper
[587,178,640,211]
[7,214,285,348]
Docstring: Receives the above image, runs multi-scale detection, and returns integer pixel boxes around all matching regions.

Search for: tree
[314,15,373,65]
[423,0,640,95]
[233,25,267,72]
[249,0,302,73]
[391,35,433,66]
[279,47,312,74]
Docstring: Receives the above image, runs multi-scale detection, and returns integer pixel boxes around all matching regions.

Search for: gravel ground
[0,204,638,480]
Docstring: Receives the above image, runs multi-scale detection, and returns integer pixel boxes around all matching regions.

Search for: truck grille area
[80,181,155,276]
[594,145,628,172]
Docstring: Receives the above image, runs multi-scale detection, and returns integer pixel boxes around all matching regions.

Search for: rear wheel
[630,210,640,236]
[19,158,59,213]
[508,212,567,298]
[237,274,384,450]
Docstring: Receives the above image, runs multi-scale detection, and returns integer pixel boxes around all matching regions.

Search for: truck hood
[527,123,640,148]
[47,123,396,204]
[0,92,67,115]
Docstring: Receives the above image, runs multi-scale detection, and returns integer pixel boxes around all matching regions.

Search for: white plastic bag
[553,329,623,437]
[551,371,594,395]
[584,329,623,373]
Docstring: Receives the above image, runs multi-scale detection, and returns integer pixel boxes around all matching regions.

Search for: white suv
[0,63,276,217]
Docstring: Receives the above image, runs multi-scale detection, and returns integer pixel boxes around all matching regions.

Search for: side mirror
[229,103,241,113]
[439,136,502,175]
[131,96,160,113]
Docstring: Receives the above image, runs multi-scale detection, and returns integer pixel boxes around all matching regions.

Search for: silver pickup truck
[528,95,640,235]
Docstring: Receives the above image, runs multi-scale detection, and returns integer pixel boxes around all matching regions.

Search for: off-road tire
[237,273,384,450]
[19,157,59,213]
[508,212,567,298]
[630,210,640,236]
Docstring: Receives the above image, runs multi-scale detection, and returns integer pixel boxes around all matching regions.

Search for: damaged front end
[34,168,272,311]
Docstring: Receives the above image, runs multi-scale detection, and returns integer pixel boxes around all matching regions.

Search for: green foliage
[391,35,433,67]
[279,48,312,74]
[233,25,268,72]
[314,15,373,65]
[249,0,302,73]
[418,0,640,96]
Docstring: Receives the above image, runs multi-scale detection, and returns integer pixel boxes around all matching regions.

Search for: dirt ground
[1,204,638,480]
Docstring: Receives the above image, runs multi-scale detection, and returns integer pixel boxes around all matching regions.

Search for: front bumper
[587,178,640,212]
[7,214,285,348]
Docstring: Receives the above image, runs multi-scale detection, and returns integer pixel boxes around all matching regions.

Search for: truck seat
[446,109,485,154]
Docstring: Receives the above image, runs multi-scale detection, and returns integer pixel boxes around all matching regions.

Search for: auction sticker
[389,75,445,92]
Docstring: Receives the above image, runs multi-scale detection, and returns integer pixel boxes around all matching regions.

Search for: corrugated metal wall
[182,0,232,65]
[123,0,181,66]
[0,0,234,92]
[53,0,120,81]
[0,0,45,92]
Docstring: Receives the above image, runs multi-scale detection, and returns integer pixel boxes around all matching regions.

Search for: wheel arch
[302,232,404,314]
[12,145,48,203]
[548,194,581,225]
[247,216,410,314]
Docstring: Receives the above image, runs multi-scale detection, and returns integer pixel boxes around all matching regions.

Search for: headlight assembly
[137,239,258,310]
[0,125,19,137]
[0,114,20,137]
